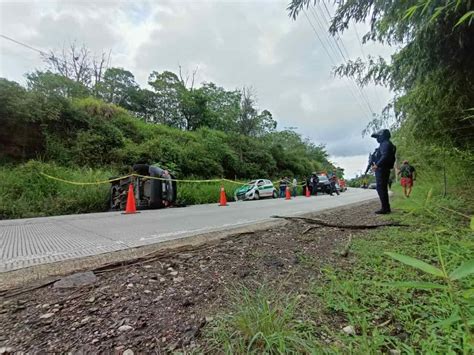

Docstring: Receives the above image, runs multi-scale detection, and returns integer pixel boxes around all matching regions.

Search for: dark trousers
[279,186,286,198]
[375,169,391,211]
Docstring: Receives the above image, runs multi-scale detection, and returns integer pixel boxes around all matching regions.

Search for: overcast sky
[0,0,394,178]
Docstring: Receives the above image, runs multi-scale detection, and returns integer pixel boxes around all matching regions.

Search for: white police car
[234,179,278,201]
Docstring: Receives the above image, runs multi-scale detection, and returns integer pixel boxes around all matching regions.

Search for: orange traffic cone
[305,186,311,197]
[124,184,137,214]
[285,186,291,200]
[219,186,228,206]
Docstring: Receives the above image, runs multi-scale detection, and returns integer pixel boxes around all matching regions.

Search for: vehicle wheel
[254,191,260,200]
[273,190,278,198]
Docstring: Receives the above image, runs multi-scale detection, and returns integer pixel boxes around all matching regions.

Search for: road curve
[0,188,378,272]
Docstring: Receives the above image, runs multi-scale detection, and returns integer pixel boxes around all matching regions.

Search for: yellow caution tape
[40,172,132,186]
[41,172,312,188]
[40,172,247,186]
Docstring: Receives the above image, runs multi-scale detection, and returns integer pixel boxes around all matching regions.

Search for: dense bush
[0,82,333,180]
[0,161,112,219]
[0,79,337,218]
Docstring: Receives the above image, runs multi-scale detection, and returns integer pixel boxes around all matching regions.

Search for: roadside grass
[206,286,323,354]
[0,160,250,218]
[176,180,245,206]
[204,183,474,353]
[0,160,112,219]
[1,160,312,219]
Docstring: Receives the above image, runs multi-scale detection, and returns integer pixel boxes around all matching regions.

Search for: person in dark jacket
[330,174,340,195]
[304,177,312,196]
[279,177,288,198]
[370,129,396,214]
[311,174,320,196]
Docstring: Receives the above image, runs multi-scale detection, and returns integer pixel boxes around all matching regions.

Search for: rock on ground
[53,271,97,289]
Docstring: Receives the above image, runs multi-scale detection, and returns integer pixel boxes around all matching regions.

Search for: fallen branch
[271,215,406,230]
[94,232,255,274]
[0,278,60,299]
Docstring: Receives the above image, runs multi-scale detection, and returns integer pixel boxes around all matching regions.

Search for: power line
[305,8,372,118]
[308,7,341,65]
[354,26,368,62]
[353,25,385,109]
[0,33,86,76]
[317,4,374,110]
[308,6,375,117]
[303,9,372,118]
[313,4,376,116]
[320,2,351,60]
[0,34,47,56]
[322,2,384,112]
[302,10,336,65]
[310,6,347,62]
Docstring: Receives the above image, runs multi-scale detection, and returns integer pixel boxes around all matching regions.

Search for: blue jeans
[279,186,286,198]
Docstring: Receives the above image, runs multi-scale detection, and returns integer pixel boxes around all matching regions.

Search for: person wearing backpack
[370,129,397,214]
[398,160,416,198]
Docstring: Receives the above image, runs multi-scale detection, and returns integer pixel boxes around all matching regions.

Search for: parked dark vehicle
[314,174,332,194]
[109,164,177,211]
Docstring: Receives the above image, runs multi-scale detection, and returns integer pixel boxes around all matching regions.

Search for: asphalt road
[0,188,378,272]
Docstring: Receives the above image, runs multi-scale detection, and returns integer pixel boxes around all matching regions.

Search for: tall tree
[289,0,474,151]
[179,88,211,131]
[95,67,139,109]
[148,70,185,128]
[42,42,110,89]
[26,70,90,98]
[238,87,277,136]
[200,82,241,132]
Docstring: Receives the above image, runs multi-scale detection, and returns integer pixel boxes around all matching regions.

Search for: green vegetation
[213,0,474,340]
[0,73,335,218]
[290,0,473,153]
[207,286,319,353]
[205,181,473,353]
[0,161,112,219]
[0,161,245,219]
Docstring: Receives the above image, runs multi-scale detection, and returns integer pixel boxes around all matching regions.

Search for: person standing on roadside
[311,174,319,196]
[370,129,396,214]
[330,175,340,195]
[292,177,298,197]
[279,177,287,198]
[398,160,416,198]
[305,176,311,195]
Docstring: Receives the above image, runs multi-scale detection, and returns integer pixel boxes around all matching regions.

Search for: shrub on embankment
[0,161,246,219]
[0,83,335,218]
[0,161,112,219]
[0,83,330,180]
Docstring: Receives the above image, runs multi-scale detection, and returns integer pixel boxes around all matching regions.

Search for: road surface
[0,188,378,272]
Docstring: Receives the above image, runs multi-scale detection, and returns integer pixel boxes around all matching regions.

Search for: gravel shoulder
[1,200,386,353]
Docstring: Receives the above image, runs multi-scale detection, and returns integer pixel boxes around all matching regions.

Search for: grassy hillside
[0,79,337,219]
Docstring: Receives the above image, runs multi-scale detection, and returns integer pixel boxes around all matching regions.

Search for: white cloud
[330,154,371,179]
[0,0,394,177]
